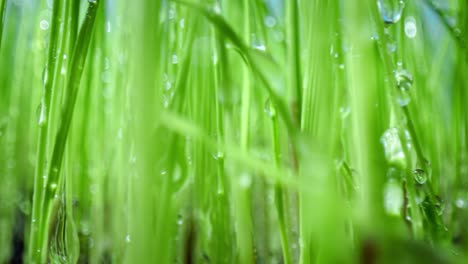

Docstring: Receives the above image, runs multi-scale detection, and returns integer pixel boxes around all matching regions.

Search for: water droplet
[37,100,47,127]
[32,218,36,223]
[165,81,172,90]
[212,151,224,160]
[264,98,276,117]
[397,93,411,107]
[172,167,182,182]
[179,18,185,28]
[239,173,251,188]
[403,129,411,150]
[117,128,123,140]
[456,198,466,208]
[88,0,97,3]
[177,215,183,225]
[264,16,276,28]
[273,30,284,42]
[383,27,390,36]
[104,57,110,70]
[381,128,406,168]
[50,183,57,190]
[101,71,111,83]
[415,194,423,205]
[387,42,396,53]
[377,0,405,25]
[130,154,137,164]
[90,184,97,194]
[339,106,350,119]
[394,68,413,106]
[163,95,170,108]
[413,169,427,184]
[168,8,175,19]
[404,16,417,38]
[105,21,111,33]
[171,54,178,64]
[253,43,266,51]
[435,196,444,216]
[40,20,49,30]
[384,179,403,216]
[339,64,345,70]
[125,234,131,243]
[395,67,413,89]
[42,66,48,85]
[213,2,221,14]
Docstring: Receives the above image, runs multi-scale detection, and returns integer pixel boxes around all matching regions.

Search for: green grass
[1,0,468,263]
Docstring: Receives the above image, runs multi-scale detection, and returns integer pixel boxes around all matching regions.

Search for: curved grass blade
[173,0,296,135]
[28,0,66,261]
[33,1,101,262]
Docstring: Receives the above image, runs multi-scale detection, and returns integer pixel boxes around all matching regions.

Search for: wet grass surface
[1,0,468,263]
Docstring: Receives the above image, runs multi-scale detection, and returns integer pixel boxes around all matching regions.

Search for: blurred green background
[1,0,468,263]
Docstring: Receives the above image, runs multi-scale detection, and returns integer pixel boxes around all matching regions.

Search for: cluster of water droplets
[262,13,284,43]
